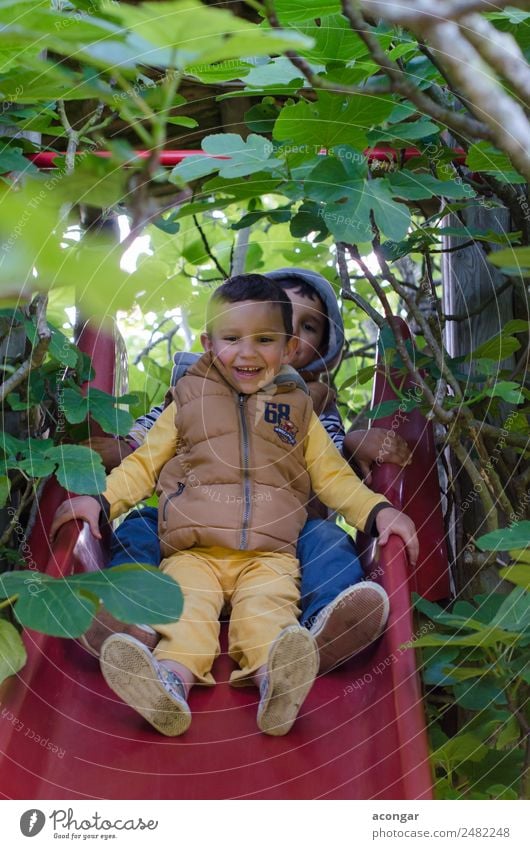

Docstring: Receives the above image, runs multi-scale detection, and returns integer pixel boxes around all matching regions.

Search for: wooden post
[442,203,514,595]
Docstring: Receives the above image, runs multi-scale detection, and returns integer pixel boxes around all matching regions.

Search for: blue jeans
[109,507,161,568]
[297,518,364,627]
[108,510,364,626]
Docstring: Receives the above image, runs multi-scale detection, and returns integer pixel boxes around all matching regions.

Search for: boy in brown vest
[51,275,417,737]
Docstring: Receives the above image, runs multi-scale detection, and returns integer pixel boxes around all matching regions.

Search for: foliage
[0,564,183,685]
[0,0,529,794]
[415,583,529,799]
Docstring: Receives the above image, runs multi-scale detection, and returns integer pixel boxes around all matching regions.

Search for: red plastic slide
[0,320,446,799]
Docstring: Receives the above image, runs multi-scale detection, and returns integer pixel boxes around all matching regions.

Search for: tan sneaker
[79,606,159,658]
[257,625,318,736]
[309,582,389,672]
[100,634,191,737]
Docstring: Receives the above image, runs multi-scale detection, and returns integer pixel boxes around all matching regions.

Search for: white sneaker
[257,625,318,736]
[100,634,191,736]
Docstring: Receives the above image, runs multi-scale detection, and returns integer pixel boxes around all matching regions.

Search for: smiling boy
[52,275,417,737]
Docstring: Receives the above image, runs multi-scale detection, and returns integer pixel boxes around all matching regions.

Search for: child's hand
[344,428,411,483]
[375,507,418,566]
[50,496,102,542]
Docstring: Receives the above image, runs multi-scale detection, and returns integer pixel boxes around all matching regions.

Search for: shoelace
[157,666,188,703]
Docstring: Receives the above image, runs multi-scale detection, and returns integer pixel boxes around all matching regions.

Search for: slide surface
[0,321,443,799]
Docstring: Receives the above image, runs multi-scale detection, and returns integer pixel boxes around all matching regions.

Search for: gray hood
[265,267,344,375]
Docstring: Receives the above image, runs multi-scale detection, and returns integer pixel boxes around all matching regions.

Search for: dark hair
[279,277,323,304]
[207,274,293,336]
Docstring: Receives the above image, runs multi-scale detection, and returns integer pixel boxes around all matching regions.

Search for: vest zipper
[238,393,251,549]
[162,488,183,524]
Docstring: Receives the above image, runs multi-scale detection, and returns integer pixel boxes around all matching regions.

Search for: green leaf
[274,92,394,150]
[0,474,10,508]
[491,587,530,632]
[50,445,107,495]
[388,171,471,200]
[454,679,506,710]
[503,319,529,334]
[476,521,530,551]
[0,566,182,638]
[290,201,329,240]
[432,733,488,770]
[187,59,253,84]
[319,197,372,242]
[273,0,341,23]
[487,246,530,270]
[86,388,134,436]
[304,156,355,203]
[2,573,99,638]
[68,564,183,625]
[483,380,524,404]
[368,118,440,143]
[367,395,420,420]
[411,629,519,648]
[467,334,521,362]
[366,180,411,241]
[243,57,307,88]
[48,326,79,367]
[461,749,523,794]
[169,154,219,183]
[298,13,377,65]
[61,387,88,425]
[203,133,280,178]
[440,666,485,682]
[245,99,281,134]
[0,618,27,685]
[499,564,530,590]
[105,0,313,70]
[354,365,375,385]
[0,145,38,176]
[484,785,518,800]
[467,142,526,183]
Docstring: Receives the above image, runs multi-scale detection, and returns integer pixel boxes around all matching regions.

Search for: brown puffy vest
[157,352,313,557]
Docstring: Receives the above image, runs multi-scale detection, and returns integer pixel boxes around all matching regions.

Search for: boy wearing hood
[84,269,411,671]
[51,275,417,737]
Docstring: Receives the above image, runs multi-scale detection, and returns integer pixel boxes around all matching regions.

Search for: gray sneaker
[100,634,191,737]
[79,606,159,658]
[309,582,390,672]
[257,625,318,736]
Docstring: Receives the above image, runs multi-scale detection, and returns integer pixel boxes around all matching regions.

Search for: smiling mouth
[234,366,261,374]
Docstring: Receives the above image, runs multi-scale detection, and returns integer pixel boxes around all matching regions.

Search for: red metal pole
[27,147,466,169]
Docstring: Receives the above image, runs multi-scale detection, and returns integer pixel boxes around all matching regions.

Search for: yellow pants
[153,546,301,685]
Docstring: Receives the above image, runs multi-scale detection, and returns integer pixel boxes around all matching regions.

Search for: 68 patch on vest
[264,401,299,446]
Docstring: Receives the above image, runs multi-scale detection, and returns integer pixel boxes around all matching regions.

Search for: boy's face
[201,300,297,394]
[286,288,327,372]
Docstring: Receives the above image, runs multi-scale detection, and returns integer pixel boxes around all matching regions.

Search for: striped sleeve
[127,403,164,448]
[319,402,345,452]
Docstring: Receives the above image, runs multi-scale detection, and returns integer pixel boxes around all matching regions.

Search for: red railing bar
[27,146,466,169]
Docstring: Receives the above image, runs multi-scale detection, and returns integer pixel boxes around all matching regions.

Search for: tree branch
[336,242,385,327]
[462,13,530,107]
[341,1,491,140]
[0,296,51,404]
[347,243,455,423]
[193,214,228,278]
